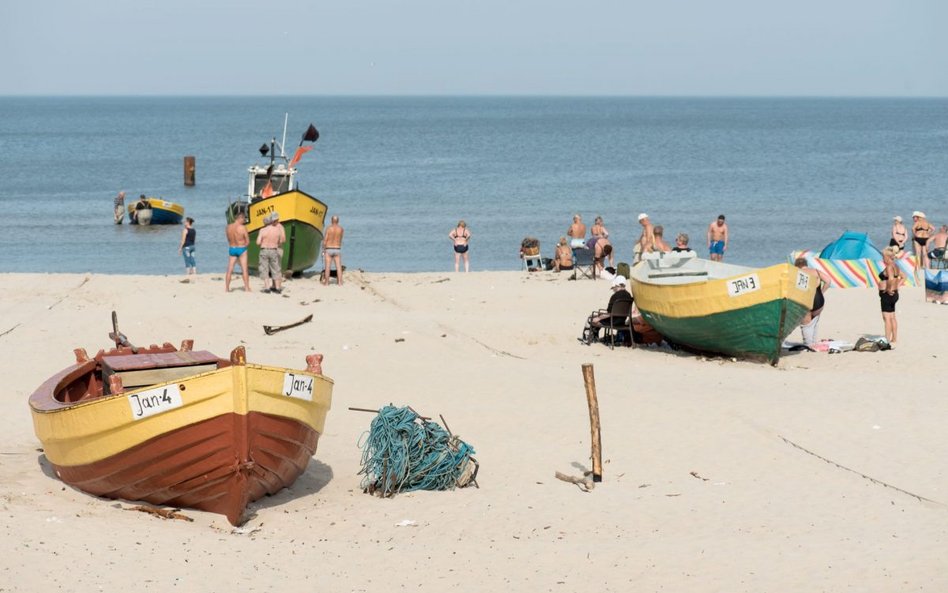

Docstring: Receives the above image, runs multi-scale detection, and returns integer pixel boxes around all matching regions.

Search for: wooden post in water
[183,156,196,186]
[581,363,603,482]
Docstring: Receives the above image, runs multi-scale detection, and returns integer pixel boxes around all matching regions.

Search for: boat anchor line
[0,323,21,339]
[47,276,90,310]
[778,435,944,507]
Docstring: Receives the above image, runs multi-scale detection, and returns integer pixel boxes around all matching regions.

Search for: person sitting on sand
[553,237,574,272]
[672,233,694,253]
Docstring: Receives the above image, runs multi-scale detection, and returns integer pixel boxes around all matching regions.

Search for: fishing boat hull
[630,255,816,364]
[128,198,184,225]
[29,346,333,525]
[227,190,327,274]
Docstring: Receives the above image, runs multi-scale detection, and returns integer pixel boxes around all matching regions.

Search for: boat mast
[280,113,289,159]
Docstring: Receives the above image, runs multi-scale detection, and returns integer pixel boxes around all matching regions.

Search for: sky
[2,0,945,96]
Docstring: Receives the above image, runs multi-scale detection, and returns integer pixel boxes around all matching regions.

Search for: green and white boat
[629,252,817,364]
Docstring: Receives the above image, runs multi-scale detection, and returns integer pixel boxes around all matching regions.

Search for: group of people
[223,212,345,293]
[890,211,948,270]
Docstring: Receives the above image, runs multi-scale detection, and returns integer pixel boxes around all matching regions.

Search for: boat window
[252,173,292,196]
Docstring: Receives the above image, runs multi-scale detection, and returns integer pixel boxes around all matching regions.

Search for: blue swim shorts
[709,241,725,255]
[229,246,247,257]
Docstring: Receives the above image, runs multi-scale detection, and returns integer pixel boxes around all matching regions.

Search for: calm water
[1,96,946,274]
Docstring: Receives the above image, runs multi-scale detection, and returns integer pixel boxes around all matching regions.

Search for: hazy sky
[3,0,945,96]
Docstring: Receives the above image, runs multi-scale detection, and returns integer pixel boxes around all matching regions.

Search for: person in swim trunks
[225,212,251,292]
[322,215,345,285]
[566,214,587,249]
[707,214,728,262]
[912,211,935,270]
[449,220,471,272]
[929,225,948,265]
[878,246,903,347]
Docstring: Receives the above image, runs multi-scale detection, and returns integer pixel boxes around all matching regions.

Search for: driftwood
[555,471,595,492]
[582,363,603,482]
[263,314,313,335]
[126,505,194,522]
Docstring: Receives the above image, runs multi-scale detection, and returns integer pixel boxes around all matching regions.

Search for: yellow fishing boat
[629,252,817,364]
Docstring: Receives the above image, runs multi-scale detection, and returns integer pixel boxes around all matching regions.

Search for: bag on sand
[616,262,631,280]
[855,337,890,352]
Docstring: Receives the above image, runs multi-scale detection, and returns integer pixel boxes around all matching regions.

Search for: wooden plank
[115,363,219,388]
[103,350,219,372]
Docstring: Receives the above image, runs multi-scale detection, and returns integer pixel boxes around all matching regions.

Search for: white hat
[893,215,902,222]
[913,211,926,218]
[637,213,648,221]
[611,275,627,288]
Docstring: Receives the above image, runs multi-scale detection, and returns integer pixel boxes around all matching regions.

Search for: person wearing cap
[707,214,728,262]
[912,211,935,271]
[256,211,286,293]
[634,213,655,263]
[889,215,907,251]
[581,275,634,345]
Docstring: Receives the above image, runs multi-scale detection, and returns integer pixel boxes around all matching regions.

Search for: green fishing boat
[629,253,817,364]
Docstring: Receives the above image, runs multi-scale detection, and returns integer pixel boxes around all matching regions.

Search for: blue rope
[358,405,477,496]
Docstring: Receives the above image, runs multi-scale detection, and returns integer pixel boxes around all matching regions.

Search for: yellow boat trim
[31,365,333,467]
[245,191,327,233]
[126,198,185,216]
[631,262,815,319]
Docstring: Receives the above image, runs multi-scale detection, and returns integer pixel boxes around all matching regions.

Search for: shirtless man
[928,225,948,266]
[322,215,344,285]
[653,225,672,252]
[707,214,729,261]
[225,212,251,292]
[634,213,655,262]
[257,213,286,293]
[567,214,587,248]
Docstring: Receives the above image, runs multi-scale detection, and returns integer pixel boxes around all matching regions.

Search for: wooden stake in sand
[582,363,603,482]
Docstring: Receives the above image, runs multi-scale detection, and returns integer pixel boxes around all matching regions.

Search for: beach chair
[572,248,596,280]
[591,299,633,349]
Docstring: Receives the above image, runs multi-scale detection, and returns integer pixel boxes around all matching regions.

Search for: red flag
[289,145,314,168]
[261,181,274,198]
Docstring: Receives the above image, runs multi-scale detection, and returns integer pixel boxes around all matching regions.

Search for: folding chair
[572,248,596,279]
[599,299,633,349]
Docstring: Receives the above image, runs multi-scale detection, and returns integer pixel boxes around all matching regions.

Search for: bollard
[183,156,196,186]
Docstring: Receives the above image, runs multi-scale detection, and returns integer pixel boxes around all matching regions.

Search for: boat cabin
[247,164,297,200]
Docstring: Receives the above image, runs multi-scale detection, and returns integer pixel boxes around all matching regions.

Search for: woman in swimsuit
[793,257,832,346]
[912,211,935,270]
[879,247,903,347]
[890,215,907,250]
[449,220,471,272]
[553,237,574,272]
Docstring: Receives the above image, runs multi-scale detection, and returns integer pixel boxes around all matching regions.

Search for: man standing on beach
[707,214,729,261]
[225,212,251,293]
[257,213,286,293]
[113,191,125,224]
[634,213,655,263]
[322,215,344,285]
[567,214,587,248]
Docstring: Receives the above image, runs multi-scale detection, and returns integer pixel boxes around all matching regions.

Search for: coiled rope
[358,405,478,497]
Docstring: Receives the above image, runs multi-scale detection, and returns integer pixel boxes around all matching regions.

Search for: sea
[1,96,945,275]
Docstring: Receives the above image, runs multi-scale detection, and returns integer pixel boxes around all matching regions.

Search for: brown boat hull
[52,411,320,525]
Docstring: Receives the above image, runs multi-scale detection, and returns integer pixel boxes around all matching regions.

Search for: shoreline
[2,271,946,591]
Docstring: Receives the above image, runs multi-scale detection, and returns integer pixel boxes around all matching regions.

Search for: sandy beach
[1,270,946,592]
